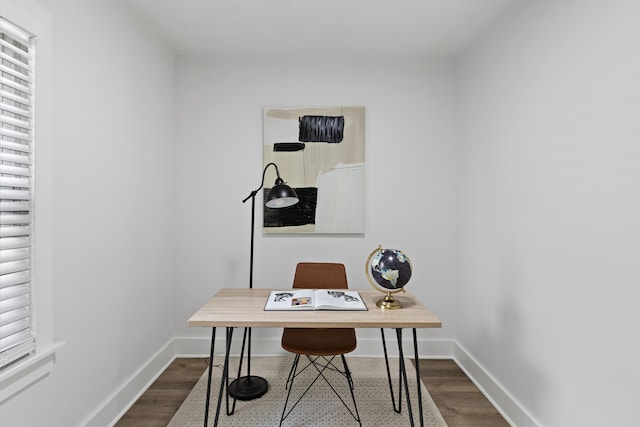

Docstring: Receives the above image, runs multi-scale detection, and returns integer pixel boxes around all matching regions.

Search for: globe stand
[376,291,403,310]
[365,245,412,310]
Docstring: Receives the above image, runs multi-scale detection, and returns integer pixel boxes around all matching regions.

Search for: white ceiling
[125,0,521,57]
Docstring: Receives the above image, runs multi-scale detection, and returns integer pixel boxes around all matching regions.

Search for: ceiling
[125,0,521,58]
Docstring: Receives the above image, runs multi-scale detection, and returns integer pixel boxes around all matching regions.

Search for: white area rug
[169,355,448,426]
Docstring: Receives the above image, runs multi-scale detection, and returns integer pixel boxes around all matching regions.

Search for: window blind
[0,17,35,369]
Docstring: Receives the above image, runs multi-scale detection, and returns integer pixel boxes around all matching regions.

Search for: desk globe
[365,246,412,309]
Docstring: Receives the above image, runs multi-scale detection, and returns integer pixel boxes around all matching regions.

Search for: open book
[264,289,367,311]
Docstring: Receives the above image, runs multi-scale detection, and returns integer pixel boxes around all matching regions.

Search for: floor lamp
[228,162,299,400]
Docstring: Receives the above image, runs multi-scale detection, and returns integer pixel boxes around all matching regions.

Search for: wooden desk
[188,288,441,426]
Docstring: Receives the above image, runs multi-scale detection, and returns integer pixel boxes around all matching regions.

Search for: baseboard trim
[93,336,535,427]
[83,339,176,427]
[174,334,454,359]
[453,341,539,427]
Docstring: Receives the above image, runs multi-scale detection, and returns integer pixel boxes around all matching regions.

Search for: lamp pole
[228,163,298,401]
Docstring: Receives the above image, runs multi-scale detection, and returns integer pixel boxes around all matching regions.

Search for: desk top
[188,288,441,329]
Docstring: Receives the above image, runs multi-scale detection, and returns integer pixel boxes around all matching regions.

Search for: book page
[314,290,367,311]
[264,290,315,310]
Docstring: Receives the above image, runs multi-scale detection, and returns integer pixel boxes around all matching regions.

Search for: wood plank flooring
[418,359,510,427]
[115,358,209,426]
[116,358,510,426]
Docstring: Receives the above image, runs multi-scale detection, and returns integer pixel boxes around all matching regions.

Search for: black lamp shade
[265,182,299,208]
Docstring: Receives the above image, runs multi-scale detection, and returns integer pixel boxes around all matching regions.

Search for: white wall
[458,1,640,426]
[15,1,638,425]
[1,24,459,425]
[0,0,176,426]
[173,56,458,352]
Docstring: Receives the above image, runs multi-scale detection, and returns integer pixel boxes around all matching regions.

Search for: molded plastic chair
[280,262,360,425]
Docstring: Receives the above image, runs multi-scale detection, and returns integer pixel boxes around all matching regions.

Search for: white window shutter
[0,17,35,369]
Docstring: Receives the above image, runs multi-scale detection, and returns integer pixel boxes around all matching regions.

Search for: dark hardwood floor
[417,359,510,427]
[115,358,209,426]
[115,357,510,426]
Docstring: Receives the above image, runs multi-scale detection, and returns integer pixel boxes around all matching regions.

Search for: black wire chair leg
[308,356,359,422]
[280,354,301,426]
[281,354,360,425]
[340,354,361,425]
[285,353,313,390]
[282,356,328,422]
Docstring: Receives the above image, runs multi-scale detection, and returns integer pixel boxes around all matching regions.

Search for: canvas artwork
[262,106,365,234]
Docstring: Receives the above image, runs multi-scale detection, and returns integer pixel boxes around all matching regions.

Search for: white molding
[173,335,454,359]
[95,337,539,427]
[82,339,176,427]
[453,341,539,427]
[0,341,65,404]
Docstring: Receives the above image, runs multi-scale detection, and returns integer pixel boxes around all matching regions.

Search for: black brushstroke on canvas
[273,142,306,152]
[263,187,317,227]
[298,115,344,143]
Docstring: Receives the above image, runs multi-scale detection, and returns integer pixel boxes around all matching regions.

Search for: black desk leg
[381,328,425,426]
[412,328,424,427]
[381,328,403,413]
[396,328,415,427]
[203,327,216,427]
[203,327,235,427]
[226,327,247,415]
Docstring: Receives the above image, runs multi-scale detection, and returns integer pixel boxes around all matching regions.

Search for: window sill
[0,341,65,404]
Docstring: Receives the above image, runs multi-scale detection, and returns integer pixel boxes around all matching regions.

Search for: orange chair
[279,262,360,425]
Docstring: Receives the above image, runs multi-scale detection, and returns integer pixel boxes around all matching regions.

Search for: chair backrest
[292,262,348,290]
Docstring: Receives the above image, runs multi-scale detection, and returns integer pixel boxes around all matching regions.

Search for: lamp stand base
[228,375,269,401]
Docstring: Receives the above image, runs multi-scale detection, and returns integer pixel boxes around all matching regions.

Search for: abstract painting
[263,106,365,234]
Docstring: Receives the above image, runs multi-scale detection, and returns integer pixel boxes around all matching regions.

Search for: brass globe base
[376,293,403,310]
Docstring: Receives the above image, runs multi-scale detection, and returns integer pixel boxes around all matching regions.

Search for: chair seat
[282,328,356,356]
